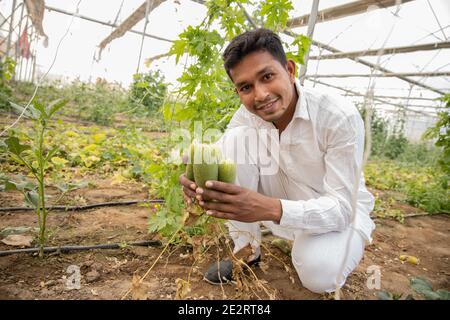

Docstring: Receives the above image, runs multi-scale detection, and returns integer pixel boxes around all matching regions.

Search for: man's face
[229,50,297,123]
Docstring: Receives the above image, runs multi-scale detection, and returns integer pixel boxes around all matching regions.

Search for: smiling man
[179,28,376,294]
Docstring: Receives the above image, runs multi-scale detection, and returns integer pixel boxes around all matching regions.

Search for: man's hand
[195,180,282,223]
[179,173,197,205]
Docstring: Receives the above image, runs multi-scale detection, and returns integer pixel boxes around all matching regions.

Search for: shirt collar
[293,79,310,121]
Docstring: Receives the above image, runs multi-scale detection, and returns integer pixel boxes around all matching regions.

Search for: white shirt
[226,80,376,243]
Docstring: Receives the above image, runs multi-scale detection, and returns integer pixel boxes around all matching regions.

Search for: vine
[147,0,310,238]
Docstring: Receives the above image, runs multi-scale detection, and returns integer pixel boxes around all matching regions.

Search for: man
[179,28,375,294]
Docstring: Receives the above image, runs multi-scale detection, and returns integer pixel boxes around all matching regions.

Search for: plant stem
[38,122,47,258]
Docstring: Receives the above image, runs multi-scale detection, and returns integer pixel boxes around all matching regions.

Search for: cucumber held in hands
[185,141,236,187]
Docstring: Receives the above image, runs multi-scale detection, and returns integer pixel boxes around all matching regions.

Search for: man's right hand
[179,173,197,205]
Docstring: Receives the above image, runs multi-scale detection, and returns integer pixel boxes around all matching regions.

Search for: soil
[0,178,449,300]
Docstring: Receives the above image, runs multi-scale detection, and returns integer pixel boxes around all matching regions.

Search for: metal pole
[28,32,37,82]
[6,0,17,57]
[15,1,25,80]
[31,46,36,83]
[18,15,28,80]
[299,0,320,85]
[304,71,450,78]
[45,5,173,43]
[23,24,32,82]
[309,41,450,60]
[136,0,151,74]
[0,2,22,30]
[0,14,25,48]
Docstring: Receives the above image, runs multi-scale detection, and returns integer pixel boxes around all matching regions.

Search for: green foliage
[146,147,185,237]
[372,195,405,223]
[130,70,168,115]
[148,0,309,237]
[2,98,67,257]
[206,0,249,40]
[396,142,441,167]
[383,128,408,160]
[11,79,129,126]
[78,79,124,125]
[0,57,16,110]
[365,159,449,214]
[377,290,413,300]
[1,120,164,207]
[359,107,409,160]
[410,277,450,300]
[286,34,311,67]
[423,94,450,176]
[377,276,449,300]
[259,0,293,31]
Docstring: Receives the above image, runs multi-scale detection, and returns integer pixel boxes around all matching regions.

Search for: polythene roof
[3,0,449,120]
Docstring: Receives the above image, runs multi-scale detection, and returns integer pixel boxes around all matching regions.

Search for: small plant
[410,277,450,300]
[377,277,450,300]
[129,70,168,115]
[423,94,450,179]
[0,57,16,110]
[359,106,409,160]
[2,99,66,257]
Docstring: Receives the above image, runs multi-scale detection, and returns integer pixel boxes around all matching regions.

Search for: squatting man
[179,28,376,294]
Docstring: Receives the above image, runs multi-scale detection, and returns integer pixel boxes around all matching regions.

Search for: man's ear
[286,59,296,82]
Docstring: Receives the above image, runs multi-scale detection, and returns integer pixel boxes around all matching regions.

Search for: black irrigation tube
[0,240,162,257]
[0,199,166,213]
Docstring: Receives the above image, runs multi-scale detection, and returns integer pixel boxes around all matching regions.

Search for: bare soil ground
[0,178,449,300]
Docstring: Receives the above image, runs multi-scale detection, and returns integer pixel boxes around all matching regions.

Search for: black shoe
[203,255,261,285]
[203,260,233,285]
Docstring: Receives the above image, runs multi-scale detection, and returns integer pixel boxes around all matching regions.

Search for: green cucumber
[218,159,236,183]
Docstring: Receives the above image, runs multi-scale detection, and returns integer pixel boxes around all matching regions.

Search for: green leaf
[162,103,173,122]
[436,289,450,300]
[24,190,39,209]
[54,181,88,193]
[13,176,37,191]
[32,100,47,118]
[9,102,38,119]
[0,226,38,237]
[169,39,187,64]
[45,147,60,163]
[135,81,149,89]
[2,177,36,192]
[3,180,18,191]
[421,290,442,300]
[410,277,441,299]
[287,34,311,66]
[50,156,68,166]
[47,98,68,118]
[410,277,433,292]
[5,136,31,157]
[260,0,294,30]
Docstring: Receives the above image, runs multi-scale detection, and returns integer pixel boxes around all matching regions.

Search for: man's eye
[240,85,250,92]
[264,73,273,80]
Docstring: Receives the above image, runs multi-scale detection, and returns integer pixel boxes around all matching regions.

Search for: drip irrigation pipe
[0,199,165,212]
[0,240,162,257]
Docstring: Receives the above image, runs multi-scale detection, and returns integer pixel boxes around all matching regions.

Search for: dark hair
[223,28,287,79]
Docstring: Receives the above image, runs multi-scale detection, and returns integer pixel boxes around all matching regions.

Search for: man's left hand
[196,180,282,223]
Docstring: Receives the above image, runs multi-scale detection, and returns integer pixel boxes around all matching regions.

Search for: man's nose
[254,83,269,102]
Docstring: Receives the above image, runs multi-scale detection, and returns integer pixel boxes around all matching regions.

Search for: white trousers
[220,126,366,294]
